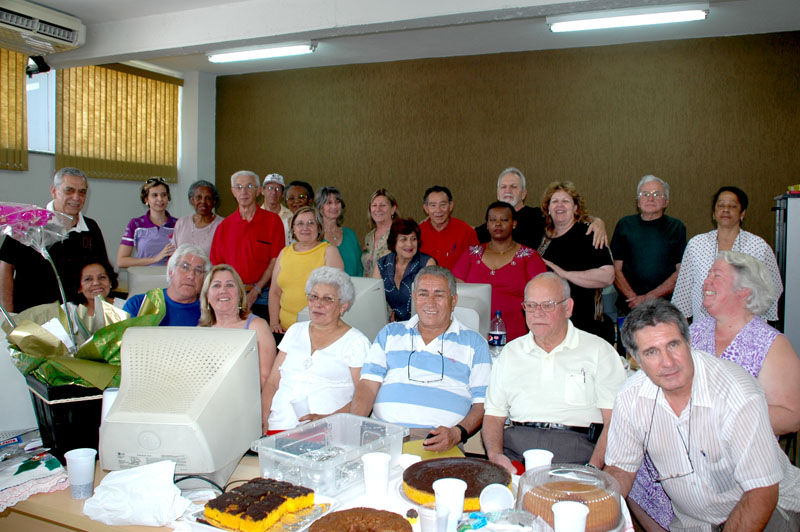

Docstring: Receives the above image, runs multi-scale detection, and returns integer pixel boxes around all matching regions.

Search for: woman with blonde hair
[361,189,398,275]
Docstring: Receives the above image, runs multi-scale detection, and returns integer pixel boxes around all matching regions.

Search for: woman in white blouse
[672,186,783,321]
[261,266,370,434]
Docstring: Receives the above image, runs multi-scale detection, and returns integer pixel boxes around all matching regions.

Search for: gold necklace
[489,242,515,255]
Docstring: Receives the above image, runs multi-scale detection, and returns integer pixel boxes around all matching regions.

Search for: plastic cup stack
[64,448,97,499]
[432,477,467,532]
[361,451,392,497]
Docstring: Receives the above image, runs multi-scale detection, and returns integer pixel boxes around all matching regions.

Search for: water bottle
[488,310,507,358]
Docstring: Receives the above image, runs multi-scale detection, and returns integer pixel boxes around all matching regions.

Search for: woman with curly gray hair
[629,250,800,531]
[261,266,370,434]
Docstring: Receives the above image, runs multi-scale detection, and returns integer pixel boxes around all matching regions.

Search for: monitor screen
[99,327,261,487]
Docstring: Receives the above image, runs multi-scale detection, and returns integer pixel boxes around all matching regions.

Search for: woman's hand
[298,413,328,423]
[245,288,259,310]
[586,217,608,249]
[154,241,176,262]
[270,322,286,334]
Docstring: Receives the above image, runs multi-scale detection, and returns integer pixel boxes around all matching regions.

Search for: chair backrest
[126,266,168,297]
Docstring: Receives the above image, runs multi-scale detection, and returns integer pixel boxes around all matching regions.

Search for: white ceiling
[32,0,800,77]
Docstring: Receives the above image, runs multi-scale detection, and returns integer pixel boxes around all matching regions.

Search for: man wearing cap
[261,173,292,243]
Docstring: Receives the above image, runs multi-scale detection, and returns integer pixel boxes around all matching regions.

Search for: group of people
[1,165,797,531]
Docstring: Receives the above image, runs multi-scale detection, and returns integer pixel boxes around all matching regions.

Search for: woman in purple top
[117,177,178,267]
[629,251,800,531]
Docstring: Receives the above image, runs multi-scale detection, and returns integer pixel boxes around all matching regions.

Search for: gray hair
[637,174,670,199]
[53,167,88,188]
[716,251,777,315]
[525,272,571,300]
[305,266,355,309]
[412,265,457,298]
[315,186,346,227]
[166,244,210,283]
[187,180,221,206]
[230,170,260,188]
[497,167,526,191]
[621,299,690,362]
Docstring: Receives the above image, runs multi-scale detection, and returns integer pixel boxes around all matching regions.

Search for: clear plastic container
[257,413,408,496]
[515,464,623,532]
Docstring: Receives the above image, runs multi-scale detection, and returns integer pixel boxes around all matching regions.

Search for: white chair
[126,266,168,297]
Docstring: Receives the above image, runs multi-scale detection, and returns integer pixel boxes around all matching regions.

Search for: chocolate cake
[204,478,315,532]
[522,480,620,532]
[402,457,512,511]
[309,507,412,532]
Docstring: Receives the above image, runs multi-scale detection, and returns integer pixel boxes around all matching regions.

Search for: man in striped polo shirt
[606,299,800,531]
[352,265,491,452]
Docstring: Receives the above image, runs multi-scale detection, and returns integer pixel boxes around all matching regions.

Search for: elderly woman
[269,207,344,333]
[453,201,547,341]
[316,186,363,277]
[117,177,178,267]
[673,186,782,321]
[285,180,314,213]
[262,266,370,433]
[172,180,224,256]
[629,251,800,532]
[537,182,614,342]
[361,189,398,275]
[70,258,118,317]
[199,264,277,411]
[372,218,436,322]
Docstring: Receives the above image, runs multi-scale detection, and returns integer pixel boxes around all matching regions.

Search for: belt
[510,421,590,435]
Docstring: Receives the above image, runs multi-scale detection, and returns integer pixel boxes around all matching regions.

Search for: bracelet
[455,424,469,444]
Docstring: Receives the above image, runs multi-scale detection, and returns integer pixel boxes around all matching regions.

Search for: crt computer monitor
[99,327,261,488]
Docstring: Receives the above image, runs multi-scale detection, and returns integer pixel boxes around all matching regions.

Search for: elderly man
[123,244,210,326]
[475,167,607,249]
[419,186,479,271]
[210,170,285,316]
[483,272,626,472]
[606,299,800,531]
[351,265,491,452]
[0,167,109,312]
[260,173,292,242]
[611,175,686,315]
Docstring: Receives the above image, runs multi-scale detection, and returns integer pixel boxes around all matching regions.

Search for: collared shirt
[360,315,491,429]
[120,210,178,265]
[484,320,625,426]
[606,350,800,531]
[419,217,479,271]
[46,200,90,233]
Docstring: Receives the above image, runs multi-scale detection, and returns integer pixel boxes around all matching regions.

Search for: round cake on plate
[308,507,411,531]
[402,457,512,511]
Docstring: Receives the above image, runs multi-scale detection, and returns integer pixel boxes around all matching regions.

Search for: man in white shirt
[606,299,800,531]
[483,272,626,472]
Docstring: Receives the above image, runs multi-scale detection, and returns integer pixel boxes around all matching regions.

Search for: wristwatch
[455,424,469,444]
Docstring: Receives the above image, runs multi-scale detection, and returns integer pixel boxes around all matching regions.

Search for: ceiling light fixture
[547,3,709,33]
[208,42,317,63]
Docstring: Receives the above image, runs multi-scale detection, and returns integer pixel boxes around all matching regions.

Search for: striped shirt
[360,315,491,429]
[606,350,800,531]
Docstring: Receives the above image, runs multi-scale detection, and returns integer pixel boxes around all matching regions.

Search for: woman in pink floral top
[453,201,547,341]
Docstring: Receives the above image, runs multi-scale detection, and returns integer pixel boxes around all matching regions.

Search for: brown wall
[215,31,800,247]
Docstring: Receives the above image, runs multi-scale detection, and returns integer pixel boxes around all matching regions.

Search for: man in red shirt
[210,170,285,318]
[419,185,478,271]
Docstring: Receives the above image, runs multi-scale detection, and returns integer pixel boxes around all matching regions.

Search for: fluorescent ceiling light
[208,42,316,63]
[547,3,709,33]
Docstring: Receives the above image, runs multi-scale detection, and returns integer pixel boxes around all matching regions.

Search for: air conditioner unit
[0,0,85,55]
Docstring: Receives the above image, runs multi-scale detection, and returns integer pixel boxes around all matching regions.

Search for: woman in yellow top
[269,206,344,333]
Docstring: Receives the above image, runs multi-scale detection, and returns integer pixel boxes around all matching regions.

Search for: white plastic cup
[63,448,97,499]
[432,478,467,532]
[361,451,392,497]
[418,502,439,532]
[436,504,451,532]
[100,387,119,425]
[523,448,554,471]
[291,396,310,420]
[552,500,590,532]
[479,483,514,512]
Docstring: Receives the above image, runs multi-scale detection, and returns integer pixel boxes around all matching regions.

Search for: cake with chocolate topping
[309,507,411,532]
[203,478,314,532]
[402,457,511,511]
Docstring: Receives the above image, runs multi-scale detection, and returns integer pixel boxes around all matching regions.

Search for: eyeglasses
[178,262,206,276]
[644,390,694,483]
[145,177,167,185]
[294,220,317,228]
[264,185,283,192]
[638,191,665,199]
[233,183,258,191]
[407,333,445,383]
[306,293,340,306]
[287,194,309,201]
[521,298,568,313]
